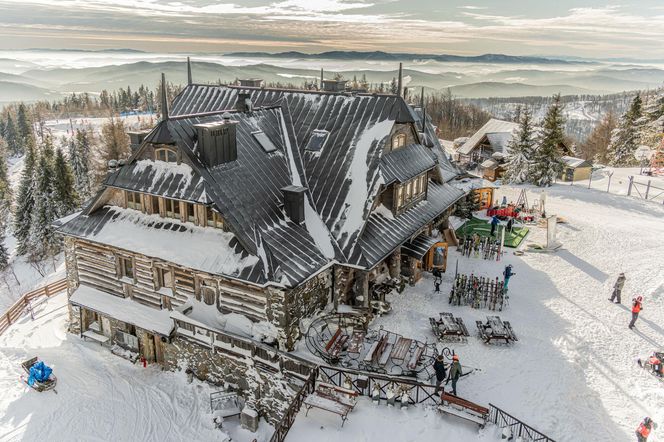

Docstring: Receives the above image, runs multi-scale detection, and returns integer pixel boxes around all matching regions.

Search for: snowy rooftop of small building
[70,284,174,336]
[457,119,519,156]
[58,206,264,283]
[561,156,592,168]
[450,176,498,192]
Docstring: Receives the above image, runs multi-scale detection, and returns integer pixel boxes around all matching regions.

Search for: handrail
[0,278,68,336]
[488,403,555,442]
[269,368,318,442]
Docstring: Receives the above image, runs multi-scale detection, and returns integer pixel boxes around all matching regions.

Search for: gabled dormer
[385,122,420,153]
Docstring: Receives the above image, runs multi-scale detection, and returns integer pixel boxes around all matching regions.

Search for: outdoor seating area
[429,312,470,342]
[305,314,437,378]
[476,316,518,345]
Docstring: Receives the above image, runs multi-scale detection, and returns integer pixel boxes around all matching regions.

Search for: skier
[490,215,500,236]
[608,273,626,304]
[629,296,643,329]
[503,264,516,289]
[636,417,654,442]
[501,195,507,206]
[433,354,447,393]
[446,354,463,396]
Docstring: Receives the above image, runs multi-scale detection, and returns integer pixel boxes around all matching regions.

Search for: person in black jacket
[433,354,447,393]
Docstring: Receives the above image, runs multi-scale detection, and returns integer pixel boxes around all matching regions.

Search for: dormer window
[155,147,177,163]
[394,173,428,212]
[391,133,407,150]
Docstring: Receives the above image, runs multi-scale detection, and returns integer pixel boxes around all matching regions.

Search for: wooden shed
[559,156,592,182]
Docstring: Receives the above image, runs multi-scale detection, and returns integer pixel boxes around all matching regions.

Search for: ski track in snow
[374,184,664,442]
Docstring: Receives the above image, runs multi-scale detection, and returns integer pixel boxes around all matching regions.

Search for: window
[396,186,404,208]
[201,285,216,306]
[127,191,141,210]
[185,202,195,223]
[155,266,174,293]
[305,129,329,152]
[395,173,428,211]
[252,130,277,153]
[206,207,224,229]
[119,256,134,280]
[165,198,180,219]
[391,133,407,150]
[150,195,160,214]
[155,147,177,163]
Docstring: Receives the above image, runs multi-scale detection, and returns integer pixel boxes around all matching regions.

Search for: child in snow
[608,273,626,304]
[636,417,654,442]
[490,216,500,236]
[447,355,463,396]
[503,265,516,289]
[433,354,447,393]
[630,296,643,329]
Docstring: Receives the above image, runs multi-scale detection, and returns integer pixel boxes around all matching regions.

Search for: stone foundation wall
[63,237,81,334]
[162,336,304,425]
[282,269,332,349]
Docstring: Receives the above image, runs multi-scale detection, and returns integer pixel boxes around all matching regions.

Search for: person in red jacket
[636,417,653,441]
[630,296,643,329]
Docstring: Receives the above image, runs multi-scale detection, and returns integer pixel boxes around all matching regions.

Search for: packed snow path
[0,294,273,442]
[374,184,664,441]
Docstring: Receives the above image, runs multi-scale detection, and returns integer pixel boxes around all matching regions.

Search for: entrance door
[427,242,448,272]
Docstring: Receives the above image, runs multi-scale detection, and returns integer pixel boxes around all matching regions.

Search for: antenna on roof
[421,86,426,129]
[397,62,403,98]
[320,68,324,90]
[187,57,192,85]
[160,72,169,121]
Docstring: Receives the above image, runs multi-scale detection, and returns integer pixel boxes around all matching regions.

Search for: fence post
[607,172,613,192]
[588,171,592,189]
[627,176,633,196]
[645,180,651,200]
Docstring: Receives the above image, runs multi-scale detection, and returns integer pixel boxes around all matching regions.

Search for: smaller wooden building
[480,157,506,182]
[559,156,592,182]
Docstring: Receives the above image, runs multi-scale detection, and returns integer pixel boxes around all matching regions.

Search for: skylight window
[252,130,278,153]
[305,129,329,152]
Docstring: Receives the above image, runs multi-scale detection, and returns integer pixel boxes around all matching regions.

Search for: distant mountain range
[225,50,574,64]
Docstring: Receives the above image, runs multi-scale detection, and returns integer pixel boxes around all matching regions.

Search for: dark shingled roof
[380,143,436,185]
[59,84,464,287]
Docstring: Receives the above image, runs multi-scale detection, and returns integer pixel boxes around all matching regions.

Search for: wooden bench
[303,383,359,426]
[346,331,365,355]
[390,337,412,364]
[324,328,349,360]
[407,344,425,371]
[364,334,387,364]
[82,329,110,346]
[438,391,489,427]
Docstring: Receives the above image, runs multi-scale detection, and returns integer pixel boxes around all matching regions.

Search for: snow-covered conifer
[607,93,643,166]
[54,146,78,216]
[503,108,535,184]
[530,94,565,187]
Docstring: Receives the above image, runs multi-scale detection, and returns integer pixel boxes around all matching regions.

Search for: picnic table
[390,337,412,364]
[430,313,469,341]
[346,331,365,356]
[476,315,517,344]
[303,383,358,427]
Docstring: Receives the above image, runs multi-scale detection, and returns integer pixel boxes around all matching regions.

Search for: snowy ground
[571,166,664,204]
[372,184,664,442]
[0,293,274,442]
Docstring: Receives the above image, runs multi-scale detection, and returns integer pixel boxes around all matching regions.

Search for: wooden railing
[0,278,68,336]
[488,403,555,442]
[269,368,318,442]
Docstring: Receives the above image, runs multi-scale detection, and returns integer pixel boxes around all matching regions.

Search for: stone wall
[162,336,305,425]
[63,236,81,334]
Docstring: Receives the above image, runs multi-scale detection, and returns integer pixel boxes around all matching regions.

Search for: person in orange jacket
[636,417,654,442]
[630,296,643,329]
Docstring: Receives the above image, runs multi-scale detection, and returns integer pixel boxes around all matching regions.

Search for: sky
[1,0,664,58]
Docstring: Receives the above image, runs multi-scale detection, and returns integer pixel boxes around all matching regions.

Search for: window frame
[206,207,224,229]
[391,133,407,150]
[155,265,175,295]
[126,191,141,210]
[165,198,181,219]
[155,147,178,163]
[119,256,135,282]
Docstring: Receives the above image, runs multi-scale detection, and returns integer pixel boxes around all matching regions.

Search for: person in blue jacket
[503,264,516,289]
[490,215,500,236]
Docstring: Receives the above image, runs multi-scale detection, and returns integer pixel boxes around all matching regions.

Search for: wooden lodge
[56,62,467,394]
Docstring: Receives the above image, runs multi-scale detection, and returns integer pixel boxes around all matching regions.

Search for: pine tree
[503,108,535,184]
[0,138,10,229]
[13,138,37,255]
[53,146,78,216]
[3,115,20,156]
[17,103,34,149]
[530,94,566,187]
[69,129,92,199]
[0,228,9,270]
[607,94,643,166]
[28,137,60,263]
[454,193,480,219]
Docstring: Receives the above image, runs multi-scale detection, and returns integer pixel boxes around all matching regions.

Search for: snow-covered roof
[562,156,592,168]
[70,284,174,336]
[457,119,519,156]
[450,176,498,192]
[480,158,499,169]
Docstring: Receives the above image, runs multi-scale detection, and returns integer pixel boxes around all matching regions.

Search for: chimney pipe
[421,86,426,130]
[397,62,403,98]
[160,73,169,121]
[282,185,306,224]
[187,57,192,85]
[320,68,324,90]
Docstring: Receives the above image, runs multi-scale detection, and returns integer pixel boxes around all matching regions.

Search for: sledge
[637,352,664,379]
[20,357,57,393]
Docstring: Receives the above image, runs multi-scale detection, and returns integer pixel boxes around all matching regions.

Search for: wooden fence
[0,278,68,336]
[628,176,664,204]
